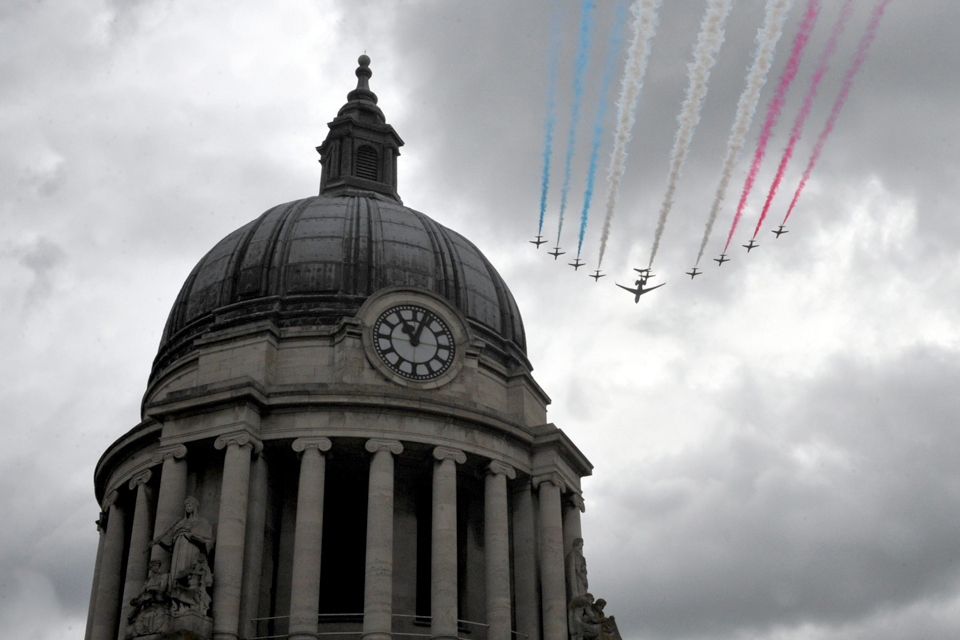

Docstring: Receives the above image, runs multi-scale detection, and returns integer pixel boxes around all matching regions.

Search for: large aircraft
[617,277,665,303]
[685,267,702,279]
[547,246,565,260]
[589,270,606,282]
[530,235,547,248]
[743,238,759,252]
[772,225,788,238]
[713,253,730,266]
[569,257,585,271]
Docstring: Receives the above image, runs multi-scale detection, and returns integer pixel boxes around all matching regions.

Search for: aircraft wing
[616,284,640,296]
[638,283,666,295]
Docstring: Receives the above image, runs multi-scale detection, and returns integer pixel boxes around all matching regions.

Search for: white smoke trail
[595,0,662,270]
[647,0,733,268]
[695,0,794,265]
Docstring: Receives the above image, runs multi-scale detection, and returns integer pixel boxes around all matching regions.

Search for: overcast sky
[2,1,959,639]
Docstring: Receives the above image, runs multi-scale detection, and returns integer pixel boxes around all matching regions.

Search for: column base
[289,634,320,640]
[431,635,458,640]
[361,632,393,640]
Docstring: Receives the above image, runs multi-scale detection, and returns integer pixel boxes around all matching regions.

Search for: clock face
[372,305,456,380]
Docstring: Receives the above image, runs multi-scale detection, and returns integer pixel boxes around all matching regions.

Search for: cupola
[317,55,404,203]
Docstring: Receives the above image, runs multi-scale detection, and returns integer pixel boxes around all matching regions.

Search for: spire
[317,55,404,203]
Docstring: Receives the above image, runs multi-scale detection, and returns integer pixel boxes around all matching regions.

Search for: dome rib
[151,195,529,383]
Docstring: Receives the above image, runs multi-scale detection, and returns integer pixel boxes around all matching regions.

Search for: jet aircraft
[569,258,585,271]
[685,267,702,279]
[743,239,759,252]
[547,247,565,260]
[772,225,788,238]
[617,277,665,303]
[589,270,606,282]
[714,253,729,266]
[530,235,547,248]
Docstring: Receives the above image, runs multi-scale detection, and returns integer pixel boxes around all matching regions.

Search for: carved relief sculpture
[565,537,589,601]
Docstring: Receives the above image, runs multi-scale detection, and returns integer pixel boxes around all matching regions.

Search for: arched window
[355,145,379,181]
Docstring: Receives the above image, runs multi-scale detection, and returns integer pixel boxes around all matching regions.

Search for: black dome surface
[152,195,527,381]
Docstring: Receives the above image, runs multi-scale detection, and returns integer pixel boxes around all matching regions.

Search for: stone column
[213,432,261,640]
[484,462,516,640]
[240,452,270,640]
[90,491,125,640]
[118,470,155,639]
[534,474,567,640]
[149,444,188,569]
[562,494,584,558]
[84,513,107,640]
[362,439,404,640]
[511,481,539,640]
[289,438,332,640]
[431,446,466,640]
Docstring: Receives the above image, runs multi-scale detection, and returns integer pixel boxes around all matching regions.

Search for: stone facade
[85,56,618,640]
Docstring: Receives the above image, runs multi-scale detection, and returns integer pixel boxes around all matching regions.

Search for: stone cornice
[531,472,566,494]
[486,460,517,479]
[214,432,264,454]
[365,439,404,456]
[292,437,333,454]
[433,446,466,464]
[128,469,153,490]
[151,444,187,465]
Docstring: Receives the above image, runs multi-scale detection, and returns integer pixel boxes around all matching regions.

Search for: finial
[347,54,378,104]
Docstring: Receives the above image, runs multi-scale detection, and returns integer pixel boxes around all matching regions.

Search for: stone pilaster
[534,473,567,640]
[90,492,125,640]
[484,461,516,640]
[511,480,540,640]
[240,452,270,640]
[289,438,332,640]
[150,444,188,570]
[213,432,262,640]
[362,439,404,640]
[431,446,466,640]
[118,470,155,639]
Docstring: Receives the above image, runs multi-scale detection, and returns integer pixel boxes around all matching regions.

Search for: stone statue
[152,496,215,582]
[565,537,588,601]
[126,560,170,637]
[170,557,214,616]
[568,593,601,640]
[593,599,623,640]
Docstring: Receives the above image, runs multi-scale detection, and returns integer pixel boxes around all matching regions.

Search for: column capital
[365,439,403,456]
[486,460,516,479]
[127,469,153,491]
[293,437,332,454]
[531,472,566,493]
[565,493,585,513]
[432,446,466,464]
[151,443,187,465]
[215,431,263,454]
[102,490,119,511]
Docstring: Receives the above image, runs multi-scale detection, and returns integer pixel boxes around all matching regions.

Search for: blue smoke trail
[537,7,563,237]
[555,0,596,247]
[576,1,628,258]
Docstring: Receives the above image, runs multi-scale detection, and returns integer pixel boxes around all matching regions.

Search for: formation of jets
[531,225,791,303]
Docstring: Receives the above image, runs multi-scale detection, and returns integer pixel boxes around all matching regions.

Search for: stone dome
[152,194,527,381]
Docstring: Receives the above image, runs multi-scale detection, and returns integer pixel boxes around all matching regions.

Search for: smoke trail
[596,0,662,269]
[647,0,733,269]
[694,0,794,266]
[575,1,629,258]
[722,0,821,253]
[554,0,596,248]
[783,0,893,225]
[751,0,853,239]
[536,7,563,237]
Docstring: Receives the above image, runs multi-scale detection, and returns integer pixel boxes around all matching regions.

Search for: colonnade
[87,434,584,640]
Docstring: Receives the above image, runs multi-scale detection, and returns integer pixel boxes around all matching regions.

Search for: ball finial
[358,54,371,67]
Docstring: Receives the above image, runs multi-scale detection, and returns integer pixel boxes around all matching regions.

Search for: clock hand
[410,311,431,347]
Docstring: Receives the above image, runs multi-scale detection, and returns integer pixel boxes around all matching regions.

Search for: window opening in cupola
[355,145,379,181]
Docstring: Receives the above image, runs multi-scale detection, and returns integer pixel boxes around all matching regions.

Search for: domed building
[85,57,610,640]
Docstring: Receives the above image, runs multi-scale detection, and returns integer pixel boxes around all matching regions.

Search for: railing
[249,612,524,640]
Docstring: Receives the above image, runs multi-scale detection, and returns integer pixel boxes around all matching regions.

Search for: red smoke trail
[751,0,853,239]
[783,0,893,226]
[722,0,820,253]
